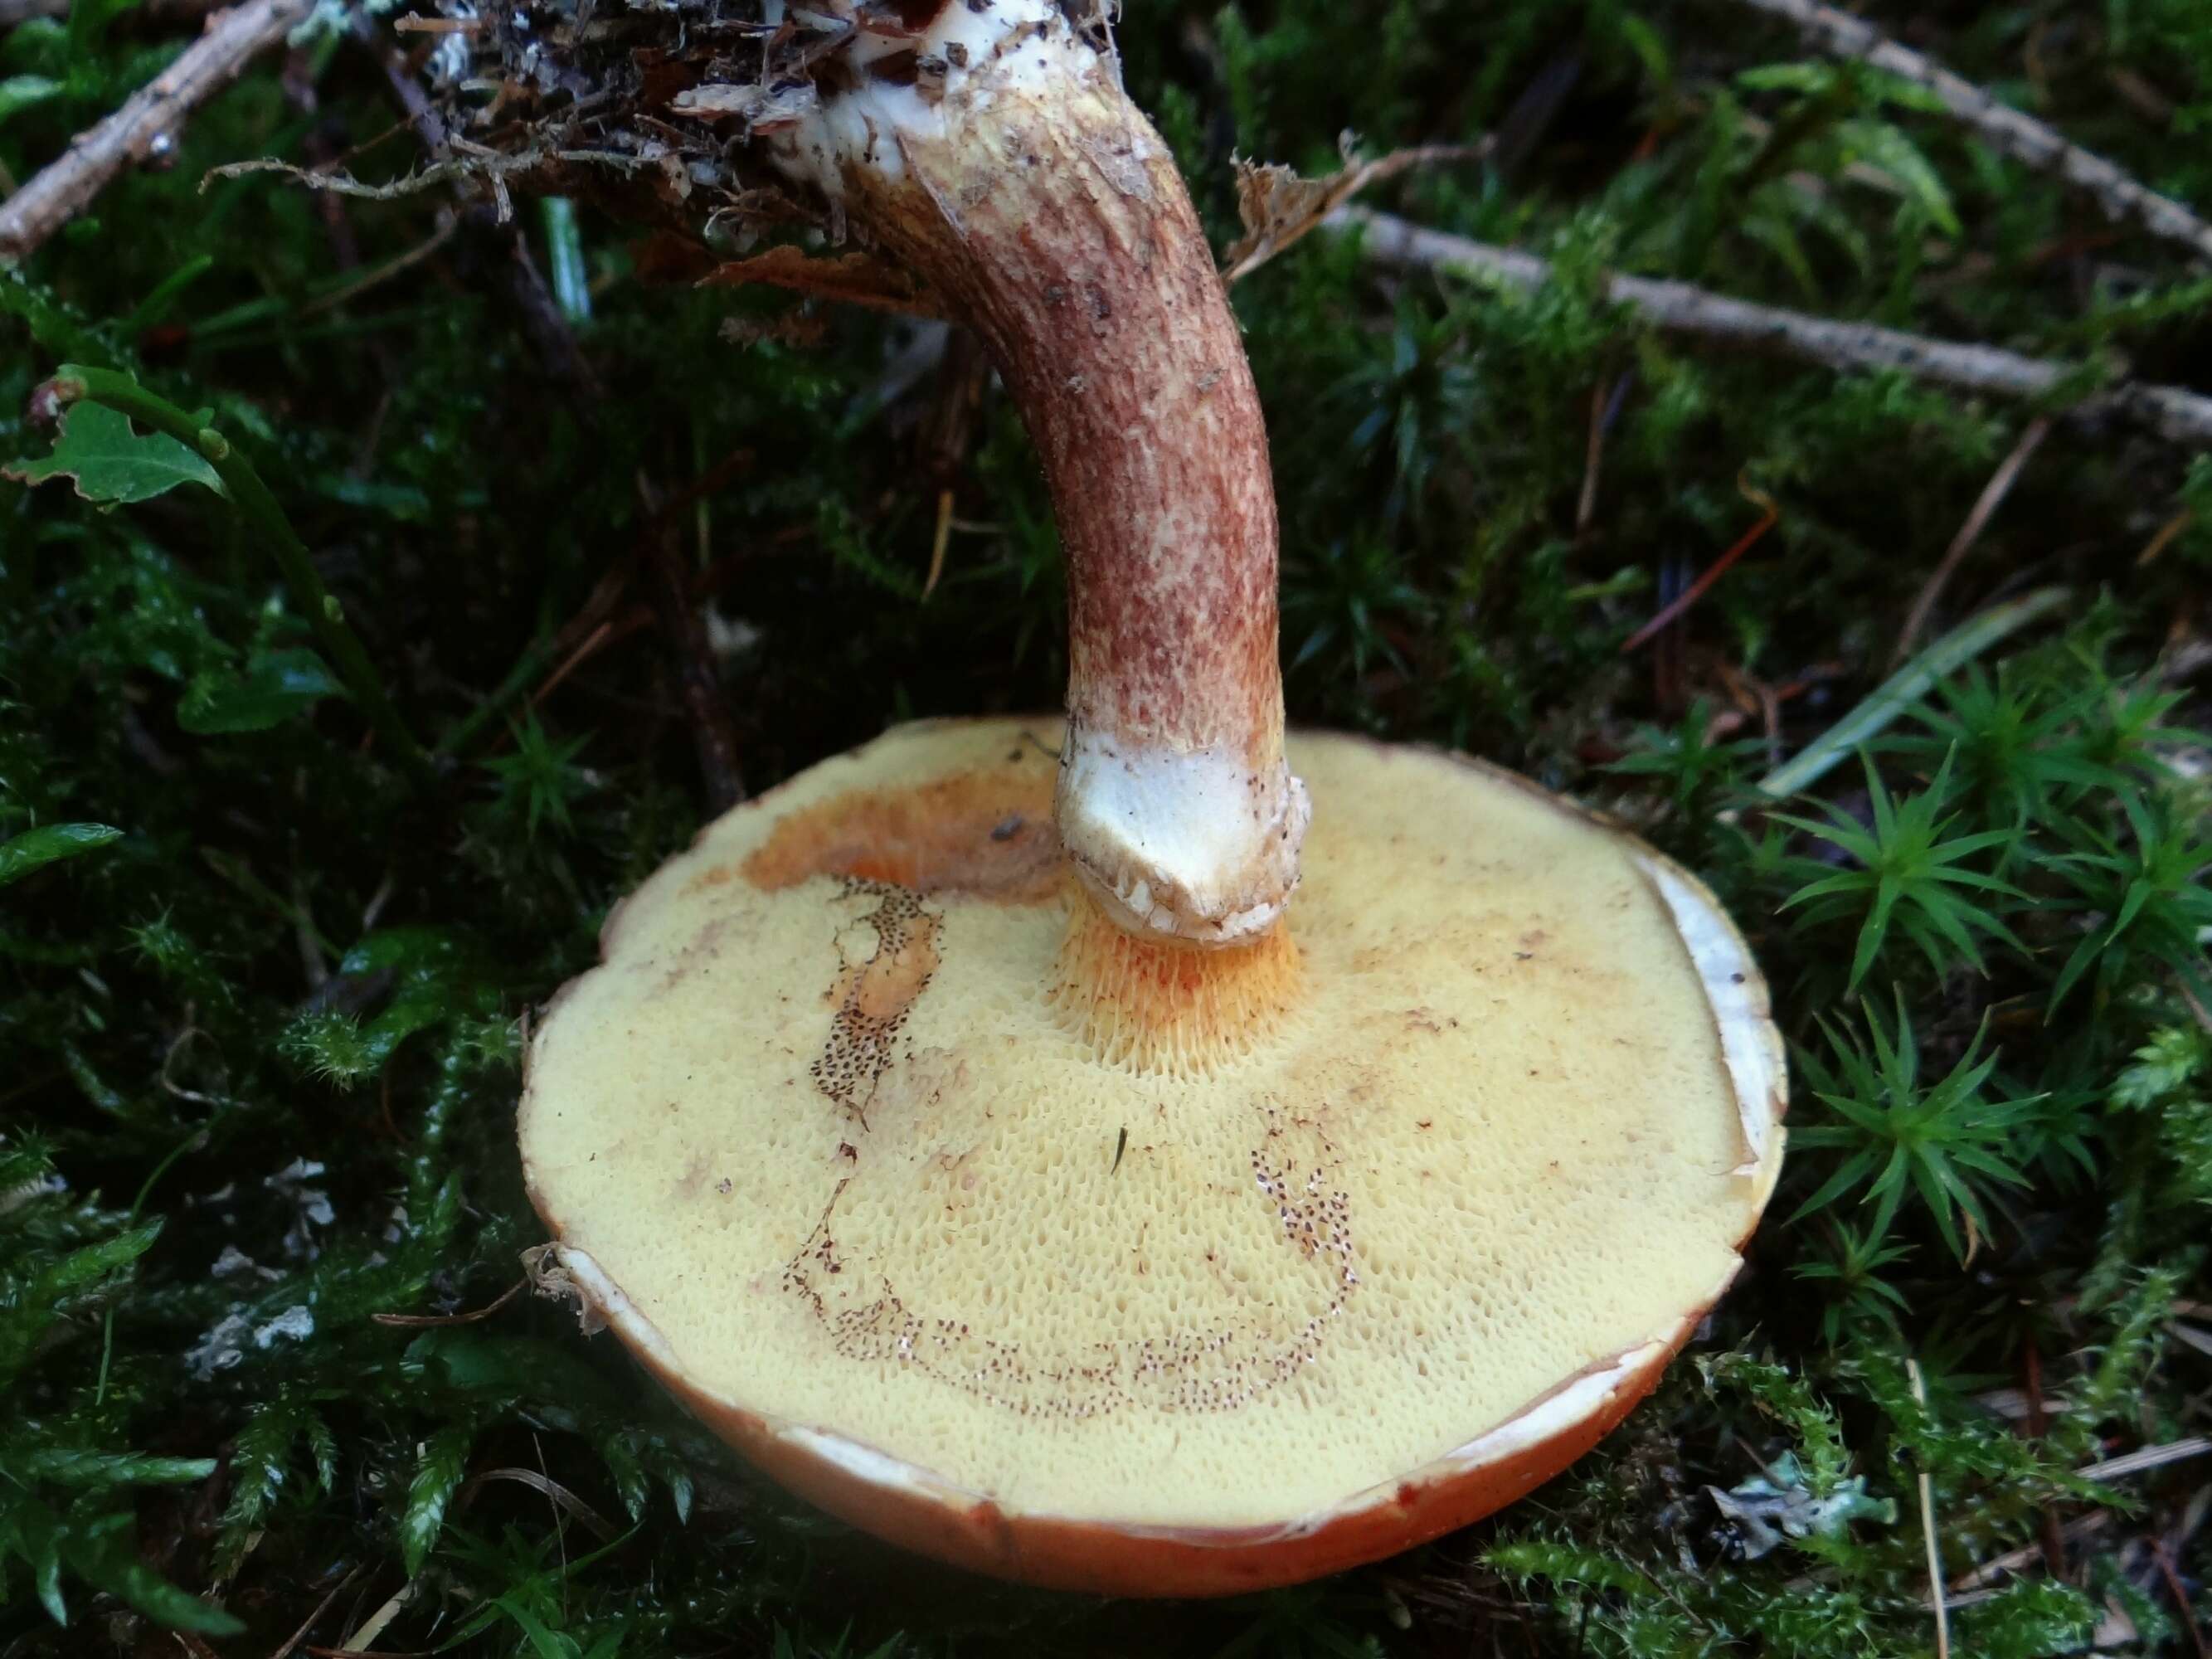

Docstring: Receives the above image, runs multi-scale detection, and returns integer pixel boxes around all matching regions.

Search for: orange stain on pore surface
[733,755,1062,902]
[722,749,1304,1075]
[1050,888,1302,1074]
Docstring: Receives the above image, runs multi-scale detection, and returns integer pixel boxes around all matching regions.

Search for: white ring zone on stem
[1058,731,1312,946]
[761,0,1077,198]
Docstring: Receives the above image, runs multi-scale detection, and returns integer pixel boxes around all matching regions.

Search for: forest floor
[3,1,2210,1655]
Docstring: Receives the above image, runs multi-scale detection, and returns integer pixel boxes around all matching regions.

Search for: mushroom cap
[521,719,1785,1596]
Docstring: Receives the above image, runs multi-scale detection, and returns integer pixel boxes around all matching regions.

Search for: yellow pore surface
[522,720,1768,1530]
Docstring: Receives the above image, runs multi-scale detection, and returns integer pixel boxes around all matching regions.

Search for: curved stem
[771,5,1307,945]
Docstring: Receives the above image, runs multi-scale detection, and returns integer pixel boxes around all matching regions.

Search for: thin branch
[1223,140,1493,284]
[328,1578,415,1653]
[1908,1360,1952,1659]
[1336,206,2212,448]
[266,1564,365,1659]
[2137,507,2191,567]
[1576,374,1631,538]
[2154,1540,2210,1659]
[1736,0,2212,267]
[1895,416,2051,662]
[296,210,459,318]
[2074,1437,2211,1481]
[0,0,314,262]
[637,470,744,813]
[1621,480,1779,653]
[454,1467,619,1543]
[372,1279,525,1328]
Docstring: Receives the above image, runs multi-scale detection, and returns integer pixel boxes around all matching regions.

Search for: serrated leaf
[644,1443,693,1525]
[0,822,122,886]
[216,1398,311,1567]
[595,1433,651,1523]
[18,1450,216,1489]
[304,1412,338,1492]
[399,1424,473,1576]
[44,1220,163,1292]
[3,401,222,505]
[177,647,345,734]
[2112,1028,2204,1111]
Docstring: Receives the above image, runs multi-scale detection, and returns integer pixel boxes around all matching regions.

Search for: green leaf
[0,822,122,887]
[399,1424,473,1576]
[2112,1028,2205,1111]
[215,1395,333,1570]
[1759,588,2073,797]
[1835,118,1960,236]
[0,73,65,125]
[58,1510,245,1636]
[3,400,223,505]
[177,647,346,734]
[596,1433,651,1524]
[0,270,117,360]
[43,1220,164,1292]
[493,1593,587,1659]
[17,1450,217,1489]
[6,1500,70,1625]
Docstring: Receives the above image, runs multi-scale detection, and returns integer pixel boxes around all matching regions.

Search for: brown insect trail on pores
[809,878,943,1128]
[780,1106,1359,1420]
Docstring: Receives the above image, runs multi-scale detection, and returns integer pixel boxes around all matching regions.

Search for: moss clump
[3,0,2210,1652]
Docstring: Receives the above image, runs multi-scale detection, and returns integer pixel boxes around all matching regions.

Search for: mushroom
[520,1,1785,1597]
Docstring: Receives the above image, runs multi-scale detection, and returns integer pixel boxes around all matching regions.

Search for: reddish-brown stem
[774,10,1307,945]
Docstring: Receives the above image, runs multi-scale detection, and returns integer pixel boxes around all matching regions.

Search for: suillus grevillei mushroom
[520,0,1787,1598]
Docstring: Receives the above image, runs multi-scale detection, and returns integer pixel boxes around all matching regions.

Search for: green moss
[2,0,2208,1652]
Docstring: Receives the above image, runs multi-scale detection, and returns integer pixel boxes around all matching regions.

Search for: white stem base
[1057,730,1311,946]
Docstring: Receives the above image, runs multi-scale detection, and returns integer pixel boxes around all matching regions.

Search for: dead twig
[1735,0,2212,267]
[1621,479,1781,652]
[1337,206,2212,449]
[268,1564,366,1659]
[453,1466,620,1543]
[1895,416,2051,662]
[295,211,459,319]
[2137,508,2191,567]
[372,1279,525,1328]
[328,1578,415,1653]
[2075,1437,2212,1481]
[1223,139,1493,284]
[1951,1511,2112,1593]
[1908,1360,1952,1659]
[2153,1540,2210,1659]
[916,328,990,601]
[2020,1339,2067,1582]
[1578,375,1633,538]
[0,0,314,261]
[637,470,744,813]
